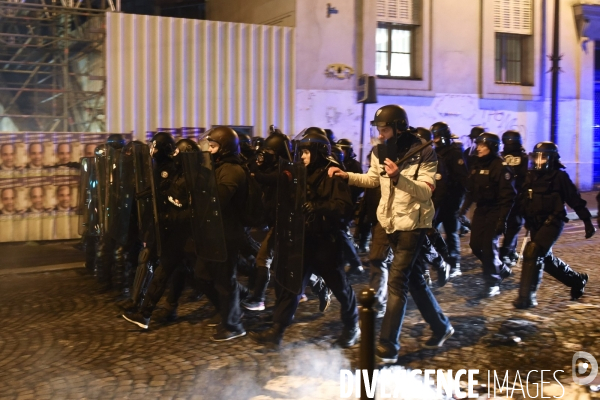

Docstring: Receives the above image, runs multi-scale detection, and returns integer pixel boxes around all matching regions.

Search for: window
[495,33,525,84]
[376,0,420,80]
[376,24,413,78]
[493,0,532,85]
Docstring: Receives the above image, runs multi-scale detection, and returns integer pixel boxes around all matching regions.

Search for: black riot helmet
[331,145,345,164]
[252,136,265,150]
[237,132,254,157]
[430,122,453,147]
[256,132,292,169]
[295,130,331,167]
[415,127,432,142]
[324,129,336,144]
[175,138,200,153]
[263,132,291,160]
[107,133,126,150]
[502,130,522,146]
[336,138,356,159]
[469,126,485,140]
[173,138,200,169]
[150,131,176,163]
[475,132,501,154]
[529,141,561,171]
[207,126,240,158]
[370,105,409,133]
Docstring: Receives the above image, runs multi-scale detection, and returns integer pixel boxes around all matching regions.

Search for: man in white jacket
[328,104,453,363]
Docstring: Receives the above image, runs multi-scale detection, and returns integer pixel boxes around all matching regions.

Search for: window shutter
[376,0,420,25]
[494,0,532,35]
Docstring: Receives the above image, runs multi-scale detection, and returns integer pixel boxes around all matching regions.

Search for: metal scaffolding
[0,0,106,132]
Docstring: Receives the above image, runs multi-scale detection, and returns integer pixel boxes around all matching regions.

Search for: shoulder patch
[161,171,169,178]
[457,159,464,165]
[505,172,511,180]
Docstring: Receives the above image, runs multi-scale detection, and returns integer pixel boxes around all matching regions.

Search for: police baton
[379,140,434,176]
[515,230,530,269]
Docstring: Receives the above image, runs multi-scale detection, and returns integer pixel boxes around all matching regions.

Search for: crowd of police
[78,104,599,363]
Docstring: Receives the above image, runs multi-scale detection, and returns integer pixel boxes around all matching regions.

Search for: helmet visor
[528,152,551,171]
[197,129,213,152]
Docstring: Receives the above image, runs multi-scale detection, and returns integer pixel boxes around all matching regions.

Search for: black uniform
[138,159,196,319]
[272,164,358,331]
[433,142,468,270]
[198,154,248,333]
[515,169,592,307]
[461,153,516,291]
[499,147,528,263]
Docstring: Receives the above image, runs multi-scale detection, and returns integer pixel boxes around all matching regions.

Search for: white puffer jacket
[348,139,437,234]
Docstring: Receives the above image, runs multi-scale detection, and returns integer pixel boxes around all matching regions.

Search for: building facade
[208,0,596,190]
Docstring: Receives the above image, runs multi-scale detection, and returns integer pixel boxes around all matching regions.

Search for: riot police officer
[460,132,516,297]
[237,132,255,161]
[200,126,249,341]
[95,133,127,292]
[514,142,595,308]
[430,122,468,278]
[500,130,528,266]
[463,126,485,169]
[242,131,293,311]
[122,132,197,330]
[249,129,360,348]
[329,105,453,364]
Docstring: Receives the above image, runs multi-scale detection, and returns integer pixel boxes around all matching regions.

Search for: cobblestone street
[1,220,600,399]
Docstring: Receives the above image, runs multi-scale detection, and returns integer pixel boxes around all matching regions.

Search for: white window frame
[482,0,541,99]
[370,0,432,95]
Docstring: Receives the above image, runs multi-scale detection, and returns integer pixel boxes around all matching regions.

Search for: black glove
[583,219,596,239]
[495,219,507,235]
[301,202,315,215]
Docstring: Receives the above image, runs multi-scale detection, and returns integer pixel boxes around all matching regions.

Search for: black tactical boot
[514,243,542,309]
[571,273,589,300]
[248,323,284,347]
[335,324,361,348]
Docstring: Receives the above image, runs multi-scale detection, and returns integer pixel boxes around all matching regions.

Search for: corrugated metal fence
[106,12,295,139]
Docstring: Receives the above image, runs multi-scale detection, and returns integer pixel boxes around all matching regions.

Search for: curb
[0,262,84,276]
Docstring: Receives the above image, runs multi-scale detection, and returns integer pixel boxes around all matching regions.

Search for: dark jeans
[469,206,505,285]
[379,229,451,352]
[273,235,358,329]
[433,198,461,265]
[368,222,392,311]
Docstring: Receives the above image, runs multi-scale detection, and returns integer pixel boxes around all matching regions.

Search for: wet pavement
[0,220,599,399]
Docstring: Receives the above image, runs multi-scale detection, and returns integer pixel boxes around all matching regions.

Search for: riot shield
[132,142,161,256]
[274,158,306,295]
[111,143,136,245]
[103,146,121,237]
[77,157,102,237]
[94,144,108,235]
[181,151,227,262]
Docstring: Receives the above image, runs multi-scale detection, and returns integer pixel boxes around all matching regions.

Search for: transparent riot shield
[103,146,121,237]
[77,157,102,237]
[181,151,227,262]
[132,142,161,256]
[274,158,306,295]
[94,144,108,235]
[111,143,136,245]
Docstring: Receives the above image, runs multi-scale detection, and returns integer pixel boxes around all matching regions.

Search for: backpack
[240,166,267,228]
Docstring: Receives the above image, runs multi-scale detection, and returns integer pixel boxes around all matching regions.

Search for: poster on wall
[0,132,133,243]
